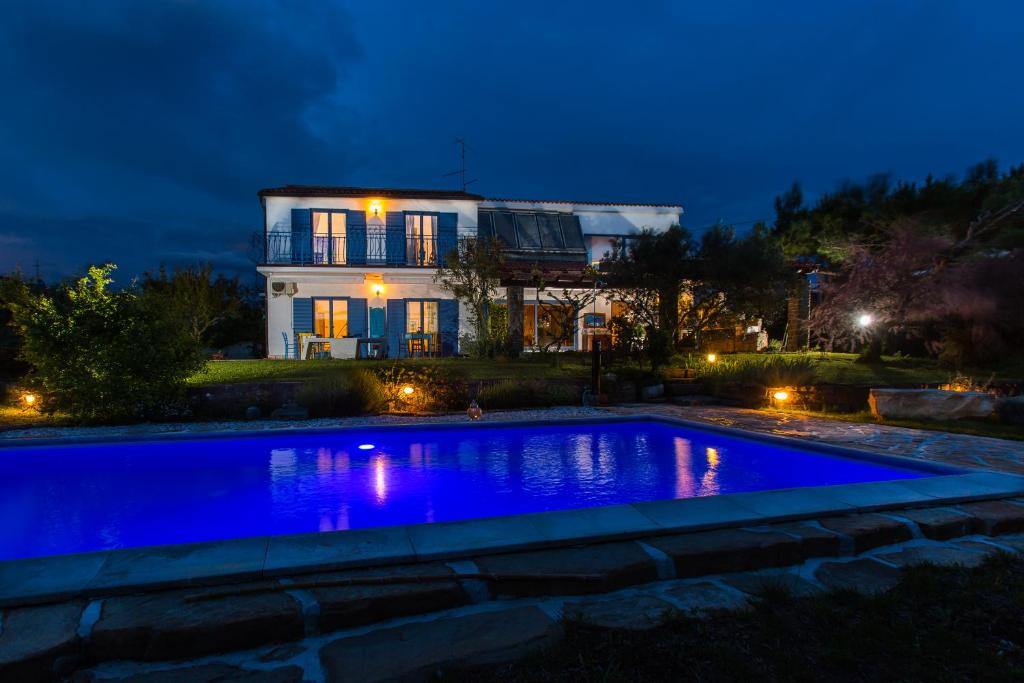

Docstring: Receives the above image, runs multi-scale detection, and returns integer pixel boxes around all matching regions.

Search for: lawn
[187,355,594,385]
[456,553,1024,682]
[682,351,1024,386]
[189,352,1023,388]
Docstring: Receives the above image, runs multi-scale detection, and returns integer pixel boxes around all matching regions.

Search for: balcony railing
[262,230,439,267]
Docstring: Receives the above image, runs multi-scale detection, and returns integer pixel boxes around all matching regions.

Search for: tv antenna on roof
[443,137,477,192]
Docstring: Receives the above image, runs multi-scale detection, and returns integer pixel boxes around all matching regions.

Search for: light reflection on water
[0,421,931,560]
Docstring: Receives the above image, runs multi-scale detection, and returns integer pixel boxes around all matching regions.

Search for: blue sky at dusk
[1,1,1022,280]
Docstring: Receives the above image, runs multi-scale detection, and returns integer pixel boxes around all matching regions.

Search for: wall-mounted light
[372,284,384,296]
[369,199,383,218]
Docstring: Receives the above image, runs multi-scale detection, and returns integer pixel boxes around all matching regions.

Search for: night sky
[2,1,1022,281]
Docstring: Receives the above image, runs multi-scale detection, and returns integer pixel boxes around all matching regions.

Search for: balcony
[262,229,439,267]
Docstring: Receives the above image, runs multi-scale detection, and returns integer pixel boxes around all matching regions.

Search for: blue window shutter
[439,299,459,356]
[292,297,313,359]
[293,297,313,332]
[291,209,312,264]
[348,297,367,337]
[386,299,406,358]
[345,210,367,265]
[438,213,458,267]
[385,212,406,266]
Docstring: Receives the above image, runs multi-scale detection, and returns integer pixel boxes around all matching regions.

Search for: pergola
[499,260,596,356]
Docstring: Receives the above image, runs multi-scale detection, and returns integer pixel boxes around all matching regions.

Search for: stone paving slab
[891,507,975,540]
[0,600,84,681]
[718,568,823,597]
[89,587,304,662]
[307,563,469,632]
[767,522,844,558]
[613,405,1024,474]
[662,581,751,612]
[646,528,802,577]
[475,542,659,597]
[875,544,991,568]
[957,499,1024,535]
[818,513,914,553]
[564,595,676,630]
[88,538,270,593]
[0,552,108,607]
[814,558,902,594]
[318,606,562,683]
[99,663,305,682]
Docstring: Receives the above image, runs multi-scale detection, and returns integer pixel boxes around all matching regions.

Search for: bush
[1,264,205,423]
[476,379,580,410]
[297,369,383,417]
[702,355,817,395]
[374,364,467,413]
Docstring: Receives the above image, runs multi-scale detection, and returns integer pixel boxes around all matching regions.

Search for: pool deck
[2,407,1023,681]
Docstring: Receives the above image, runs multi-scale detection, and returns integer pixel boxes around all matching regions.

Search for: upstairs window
[405,214,437,266]
[312,211,346,265]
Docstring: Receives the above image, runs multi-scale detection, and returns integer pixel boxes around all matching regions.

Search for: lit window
[405,214,437,266]
[312,211,346,265]
[314,299,348,337]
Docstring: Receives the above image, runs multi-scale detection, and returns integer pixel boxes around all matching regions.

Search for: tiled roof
[258,185,484,200]
[484,197,683,209]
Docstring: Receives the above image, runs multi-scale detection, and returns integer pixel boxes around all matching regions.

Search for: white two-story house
[257,185,681,359]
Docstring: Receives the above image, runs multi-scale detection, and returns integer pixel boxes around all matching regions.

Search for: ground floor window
[524,302,575,349]
[406,300,439,334]
[314,298,348,337]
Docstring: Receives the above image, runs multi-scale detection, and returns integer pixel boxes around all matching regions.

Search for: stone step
[7,500,1024,680]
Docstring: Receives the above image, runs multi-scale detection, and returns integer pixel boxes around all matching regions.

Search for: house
[256,185,682,359]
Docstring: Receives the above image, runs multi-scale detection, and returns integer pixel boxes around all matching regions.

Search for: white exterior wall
[264,196,478,240]
[259,266,472,358]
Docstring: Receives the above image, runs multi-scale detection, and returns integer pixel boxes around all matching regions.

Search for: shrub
[702,355,817,395]
[374,364,467,413]
[1,265,205,423]
[297,369,383,417]
[476,379,580,410]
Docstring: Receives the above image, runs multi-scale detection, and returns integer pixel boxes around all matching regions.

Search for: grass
[187,355,594,386]
[678,351,1024,386]
[0,405,71,430]
[768,407,1024,441]
[455,553,1024,682]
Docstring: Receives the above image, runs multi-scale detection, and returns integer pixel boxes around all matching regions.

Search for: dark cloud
[0,1,1022,280]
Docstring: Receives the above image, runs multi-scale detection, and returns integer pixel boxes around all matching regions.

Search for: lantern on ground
[706,353,717,363]
[467,400,482,420]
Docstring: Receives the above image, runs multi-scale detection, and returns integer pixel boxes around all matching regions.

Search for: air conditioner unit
[271,281,298,297]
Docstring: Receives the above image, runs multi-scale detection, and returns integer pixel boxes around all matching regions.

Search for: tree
[602,224,790,366]
[602,226,693,367]
[808,202,1024,364]
[434,237,504,357]
[2,264,205,422]
[141,263,250,349]
[682,224,792,350]
[528,265,599,361]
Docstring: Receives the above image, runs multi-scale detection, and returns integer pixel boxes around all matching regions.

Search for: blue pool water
[0,420,935,560]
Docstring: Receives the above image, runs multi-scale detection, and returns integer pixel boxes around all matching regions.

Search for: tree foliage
[771,161,1024,262]
[601,224,790,366]
[141,262,260,350]
[2,264,205,421]
[434,237,504,357]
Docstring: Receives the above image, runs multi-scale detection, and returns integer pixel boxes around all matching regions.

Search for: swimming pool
[0,418,943,560]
